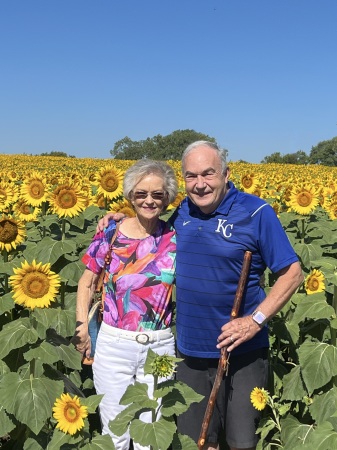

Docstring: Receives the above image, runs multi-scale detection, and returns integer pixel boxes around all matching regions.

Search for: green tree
[261,152,284,164]
[39,151,75,158]
[309,136,337,166]
[110,129,216,160]
[261,150,309,165]
[283,150,309,165]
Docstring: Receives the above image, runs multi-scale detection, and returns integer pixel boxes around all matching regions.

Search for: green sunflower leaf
[0,317,38,359]
[129,416,176,450]
[0,407,15,437]
[298,340,337,395]
[81,434,116,449]
[0,372,63,435]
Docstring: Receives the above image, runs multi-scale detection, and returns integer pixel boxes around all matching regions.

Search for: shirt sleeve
[81,220,117,274]
[254,205,299,273]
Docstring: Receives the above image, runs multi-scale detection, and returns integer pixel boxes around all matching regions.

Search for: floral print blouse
[82,219,176,331]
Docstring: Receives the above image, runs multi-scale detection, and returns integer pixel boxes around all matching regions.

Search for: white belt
[101,321,173,344]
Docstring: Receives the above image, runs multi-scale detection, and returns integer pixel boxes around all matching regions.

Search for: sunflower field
[1,153,337,449]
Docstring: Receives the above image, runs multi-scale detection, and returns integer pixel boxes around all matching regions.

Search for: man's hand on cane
[216,316,261,353]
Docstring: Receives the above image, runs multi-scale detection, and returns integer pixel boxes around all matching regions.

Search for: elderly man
[98,141,303,450]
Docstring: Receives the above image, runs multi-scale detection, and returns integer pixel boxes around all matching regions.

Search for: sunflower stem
[3,249,9,293]
[41,201,47,216]
[41,202,47,238]
[61,218,66,241]
[268,397,282,433]
[60,281,65,309]
[152,374,158,423]
[300,218,305,244]
[331,285,337,386]
[150,374,158,450]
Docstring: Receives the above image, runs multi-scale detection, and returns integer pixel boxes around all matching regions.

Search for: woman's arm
[72,269,99,360]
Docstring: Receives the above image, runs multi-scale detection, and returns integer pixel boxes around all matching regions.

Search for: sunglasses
[133,191,167,201]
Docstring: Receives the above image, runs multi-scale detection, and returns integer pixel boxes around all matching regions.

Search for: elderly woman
[75,160,177,449]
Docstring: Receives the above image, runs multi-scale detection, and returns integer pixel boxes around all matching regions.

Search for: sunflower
[150,354,176,378]
[251,184,268,199]
[329,191,337,205]
[93,193,108,209]
[304,269,325,295]
[20,171,49,206]
[250,387,269,411]
[281,185,292,203]
[240,173,260,193]
[271,201,282,217]
[67,172,81,182]
[49,175,60,185]
[9,260,61,308]
[88,173,96,182]
[94,165,124,200]
[8,171,19,182]
[326,201,337,220]
[0,181,16,211]
[53,393,88,435]
[13,199,41,222]
[109,199,135,217]
[49,182,88,218]
[168,191,186,210]
[0,215,26,252]
[288,185,320,215]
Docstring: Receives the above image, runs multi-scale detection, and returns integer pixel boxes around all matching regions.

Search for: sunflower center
[50,177,59,185]
[0,220,18,243]
[256,392,265,402]
[29,181,45,199]
[307,277,319,291]
[20,203,32,215]
[242,176,253,189]
[64,403,80,423]
[21,272,50,298]
[297,192,312,207]
[101,173,119,192]
[57,189,77,209]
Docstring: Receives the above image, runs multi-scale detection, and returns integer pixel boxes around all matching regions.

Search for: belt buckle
[136,333,150,344]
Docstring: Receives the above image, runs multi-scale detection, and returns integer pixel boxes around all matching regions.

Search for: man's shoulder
[169,197,189,223]
[235,191,271,216]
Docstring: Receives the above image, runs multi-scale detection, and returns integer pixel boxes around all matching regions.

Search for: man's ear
[225,167,231,180]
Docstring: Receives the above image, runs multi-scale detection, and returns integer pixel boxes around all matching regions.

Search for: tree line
[260,136,337,166]
[109,131,337,166]
[39,131,337,166]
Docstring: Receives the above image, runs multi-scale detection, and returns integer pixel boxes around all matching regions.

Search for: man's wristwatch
[252,310,267,326]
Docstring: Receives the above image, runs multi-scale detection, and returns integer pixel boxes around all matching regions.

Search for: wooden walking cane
[197,250,252,449]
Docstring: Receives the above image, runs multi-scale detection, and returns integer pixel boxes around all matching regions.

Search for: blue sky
[1,0,336,163]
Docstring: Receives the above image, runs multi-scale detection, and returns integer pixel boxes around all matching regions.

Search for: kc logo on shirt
[215,219,233,238]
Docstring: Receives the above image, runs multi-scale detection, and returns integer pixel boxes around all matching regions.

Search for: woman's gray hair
[123,159,178,204]
[182,140,228,174]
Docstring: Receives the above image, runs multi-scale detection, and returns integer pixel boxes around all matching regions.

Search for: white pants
[93,323,175,450]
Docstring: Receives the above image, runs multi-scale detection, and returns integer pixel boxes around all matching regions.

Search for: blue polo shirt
[170,182,299,358]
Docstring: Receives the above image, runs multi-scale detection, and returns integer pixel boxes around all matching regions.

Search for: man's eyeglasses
[132,191,167,201]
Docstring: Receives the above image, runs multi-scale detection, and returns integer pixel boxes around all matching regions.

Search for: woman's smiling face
[131,174,168,221]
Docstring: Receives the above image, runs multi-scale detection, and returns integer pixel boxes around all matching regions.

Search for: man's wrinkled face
[183,146,229,214]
